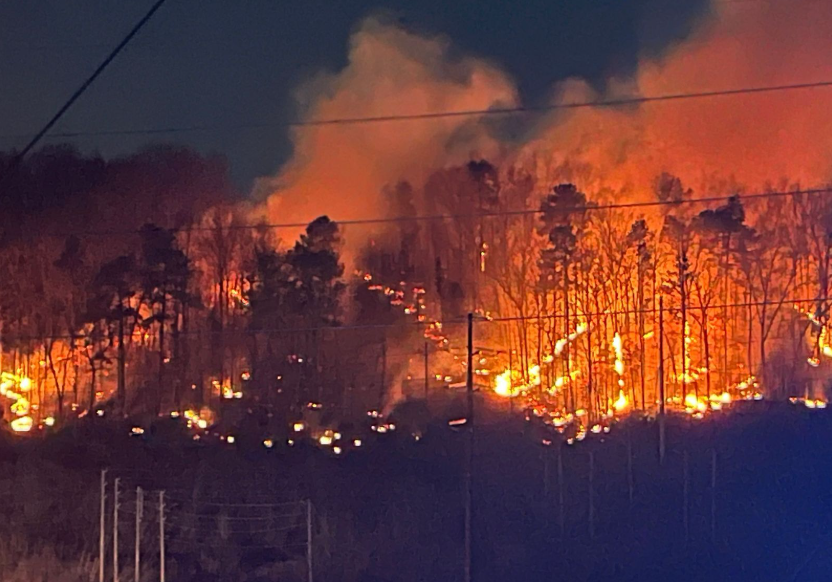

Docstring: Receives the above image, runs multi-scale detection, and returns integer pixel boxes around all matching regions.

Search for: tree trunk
[157,290,167,415]
[722,234,730,391]
[563,260,571,412]
[88,359,97,413]
[117,303,126,415]
[638,264,646,410]
[759,305,768,382]
[46,340,64,420]
[702,308,711,400]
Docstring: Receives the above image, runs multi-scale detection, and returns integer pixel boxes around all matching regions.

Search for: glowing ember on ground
[10,416,33,432]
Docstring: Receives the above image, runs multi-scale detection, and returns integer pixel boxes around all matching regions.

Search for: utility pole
[306,500,314,582]
[658,296,666,465]
[638,258,646,410]
[113,478,120,582]
[159,491,165,582]
[464,312,474,582]
[379,341,387,411]
[100,469,107,582]
[424,341,429,404]
[135,487,143,582]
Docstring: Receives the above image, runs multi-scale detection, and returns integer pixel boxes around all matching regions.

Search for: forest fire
[2,169,832,446]
[1,1,832,456]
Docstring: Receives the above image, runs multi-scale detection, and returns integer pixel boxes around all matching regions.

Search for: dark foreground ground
[1,400,831,582]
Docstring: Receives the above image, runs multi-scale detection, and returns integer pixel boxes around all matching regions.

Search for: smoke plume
[253,16,518,248]
[523,0,832,195]
[257,1,832,233]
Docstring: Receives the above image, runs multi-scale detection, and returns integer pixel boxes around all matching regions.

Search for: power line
[4,78,832,142]
[485,297,819,324]
[0,297,823,344]
[4,0,169,170]
[28,184,832,239]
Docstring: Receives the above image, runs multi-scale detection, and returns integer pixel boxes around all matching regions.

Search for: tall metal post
[588,451,595,539]
[113,478,120,582]
[557,445,565,539]
[464,312,474,582]
[159,491,165,582]
[424,341,429,403]
[306,500,314,582]
[711,449,717,544]
[659,296,666,465]
[683,450,690,544]
[627,435,634,509]
[379,341,387,411]
[135,487,143,582]
[100,469,107,582]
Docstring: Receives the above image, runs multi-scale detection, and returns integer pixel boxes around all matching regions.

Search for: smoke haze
[256,0,832,233]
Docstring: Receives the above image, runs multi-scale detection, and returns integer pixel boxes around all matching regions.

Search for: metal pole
[424,341,429,403]
[683,450,690,545]
[627,435,634,509]
[306,500,313,582]
[558,444,565,539]
[588,451,595,540]
[100,469,107,582]
[508,338,515,416]
[659,296,666,465]
[711,449,717,544]
[113,478,120,582]
[464,312,474,582]
[159,491,165,582]
[135,487,143,582]
[379,341,387,411]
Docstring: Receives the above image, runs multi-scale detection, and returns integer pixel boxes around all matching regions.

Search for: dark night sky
[0,0,709,190]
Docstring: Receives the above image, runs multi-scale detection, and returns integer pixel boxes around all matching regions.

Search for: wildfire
[684,393,708,414]
[554,323,588,356]
[612,332,626,393]
[550,370,580,393]
[494,369,518,398]
[1,372,33,431]
[480,242,488,272]
[613,390,629,413]
[678,321,699,385]
[10,416,33,433]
